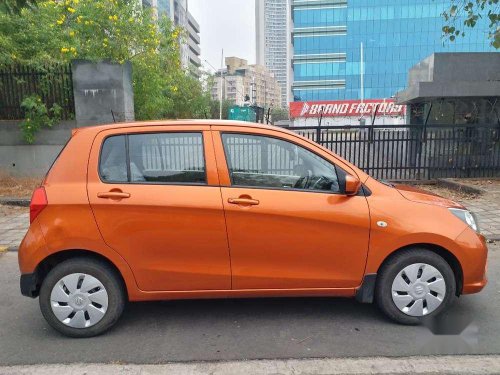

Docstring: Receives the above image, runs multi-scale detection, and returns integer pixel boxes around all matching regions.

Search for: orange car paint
[18,120,488,302]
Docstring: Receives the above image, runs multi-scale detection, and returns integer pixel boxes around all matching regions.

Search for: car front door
[212,127,370,290]
[87,126,231,292]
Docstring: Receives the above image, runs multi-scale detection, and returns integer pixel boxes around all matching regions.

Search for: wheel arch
[378,243,464,297]
[29,249,129,299]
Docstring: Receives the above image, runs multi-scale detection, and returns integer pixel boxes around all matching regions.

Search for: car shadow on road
[119,296,388,328]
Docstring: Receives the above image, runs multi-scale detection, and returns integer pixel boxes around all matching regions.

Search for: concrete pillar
[72,60,134,127]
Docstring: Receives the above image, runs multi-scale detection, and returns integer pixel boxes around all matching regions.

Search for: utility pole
[219,48,224,120]
[251,77,257,105]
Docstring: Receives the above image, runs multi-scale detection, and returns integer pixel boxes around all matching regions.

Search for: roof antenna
[111,110,116,123]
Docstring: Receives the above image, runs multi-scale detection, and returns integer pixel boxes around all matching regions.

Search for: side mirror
[345,175,361,196]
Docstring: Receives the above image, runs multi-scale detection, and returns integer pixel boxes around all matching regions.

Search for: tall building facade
[211,57,282,109]
[256,0,291,108]
[143,0,201,75]
[290,0,497,103]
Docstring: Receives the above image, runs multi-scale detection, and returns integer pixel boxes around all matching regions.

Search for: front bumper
[455,229,488,295]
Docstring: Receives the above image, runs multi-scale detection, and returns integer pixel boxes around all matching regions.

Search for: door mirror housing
[345,175,361,196]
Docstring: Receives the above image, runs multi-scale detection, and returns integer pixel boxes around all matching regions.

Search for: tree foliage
[0,0,212,121]
[20,95,62,144]
[271,107,290,123]
[208,99,233,120]
[0,0,37,15]
[442,0,499,48]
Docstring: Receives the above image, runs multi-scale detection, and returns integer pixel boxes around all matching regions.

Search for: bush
[19,95,62,143]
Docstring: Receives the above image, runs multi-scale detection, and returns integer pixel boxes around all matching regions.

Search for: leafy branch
[19,95,62,144]
[441,0,500,48]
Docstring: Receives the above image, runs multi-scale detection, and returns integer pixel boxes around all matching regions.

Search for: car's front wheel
[39,257,125,337]
[375,248,457,325]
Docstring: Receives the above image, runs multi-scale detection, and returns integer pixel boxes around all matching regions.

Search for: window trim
[98,131,209,186]
[220,131,347,195]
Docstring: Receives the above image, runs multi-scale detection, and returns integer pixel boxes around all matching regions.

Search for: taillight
[30,187,48,224]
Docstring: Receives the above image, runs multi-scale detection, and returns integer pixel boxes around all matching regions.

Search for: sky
[188,0,256,72]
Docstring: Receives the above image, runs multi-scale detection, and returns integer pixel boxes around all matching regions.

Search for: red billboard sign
[290,99,406,118]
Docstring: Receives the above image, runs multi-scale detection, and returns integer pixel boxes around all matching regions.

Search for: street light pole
[219,48,224,120]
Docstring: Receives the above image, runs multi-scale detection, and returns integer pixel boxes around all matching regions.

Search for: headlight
[449,208,479,232]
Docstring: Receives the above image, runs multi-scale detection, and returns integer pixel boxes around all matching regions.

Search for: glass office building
[291,0,497,102]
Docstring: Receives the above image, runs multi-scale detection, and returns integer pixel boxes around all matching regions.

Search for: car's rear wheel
[39,257,125,337]
[375,248,456,325]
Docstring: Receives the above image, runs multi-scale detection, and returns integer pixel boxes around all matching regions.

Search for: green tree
[0,0,211,122]
[271,107,290,123]
[0,0,36,15]
[442,0,499,48]
[209,99,233,120]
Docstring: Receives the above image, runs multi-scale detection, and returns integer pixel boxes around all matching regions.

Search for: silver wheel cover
[391,263,446,317]
[50,273,109,328]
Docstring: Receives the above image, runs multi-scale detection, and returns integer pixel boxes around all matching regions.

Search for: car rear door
[87,125,231,292]
[212,126,371,290]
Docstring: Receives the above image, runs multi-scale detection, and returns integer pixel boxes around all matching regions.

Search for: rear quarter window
[99,135,128,183]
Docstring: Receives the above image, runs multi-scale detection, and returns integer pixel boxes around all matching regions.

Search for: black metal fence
[291,124,500,180]
[0,64,75,120]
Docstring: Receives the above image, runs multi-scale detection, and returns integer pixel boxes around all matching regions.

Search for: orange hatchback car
[19,120,488,337]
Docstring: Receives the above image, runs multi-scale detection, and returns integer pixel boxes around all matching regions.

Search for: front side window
[99,132,206,184]
[222,133,339,192]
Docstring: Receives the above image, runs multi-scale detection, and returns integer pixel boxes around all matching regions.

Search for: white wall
[290,115,407,127]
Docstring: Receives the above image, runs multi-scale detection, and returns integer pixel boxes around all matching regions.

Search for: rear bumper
[20,273,39,298]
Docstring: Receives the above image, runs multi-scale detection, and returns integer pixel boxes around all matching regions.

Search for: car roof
[76,119,291,135]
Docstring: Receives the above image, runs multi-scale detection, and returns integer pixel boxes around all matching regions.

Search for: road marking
[1,355,500,374]
[0,246,8,254]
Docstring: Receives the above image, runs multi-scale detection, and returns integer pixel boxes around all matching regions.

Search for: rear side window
[100,135,128,183]
[128,133,206,184]
[99,132,206,185]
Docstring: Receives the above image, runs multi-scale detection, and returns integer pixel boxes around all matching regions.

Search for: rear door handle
[228,198,260,206]
[97,192,131,199]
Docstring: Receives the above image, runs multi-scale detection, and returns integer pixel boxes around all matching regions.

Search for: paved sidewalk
[463,195,500,240]
[1,355,500,374]
[0,206,28,250]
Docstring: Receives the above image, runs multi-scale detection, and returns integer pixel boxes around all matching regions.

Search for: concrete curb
[437,178,486,195]
[0,197,30,207]
[1,355,500,374]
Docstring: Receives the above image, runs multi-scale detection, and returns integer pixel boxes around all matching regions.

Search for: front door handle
[228,197,260,206]
[97,191,131,199]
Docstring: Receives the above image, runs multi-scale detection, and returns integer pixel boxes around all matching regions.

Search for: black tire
[375,248,457,325]
[39,257,125,338]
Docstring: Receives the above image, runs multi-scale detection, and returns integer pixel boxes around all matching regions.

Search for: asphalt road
[1,244,499,366]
